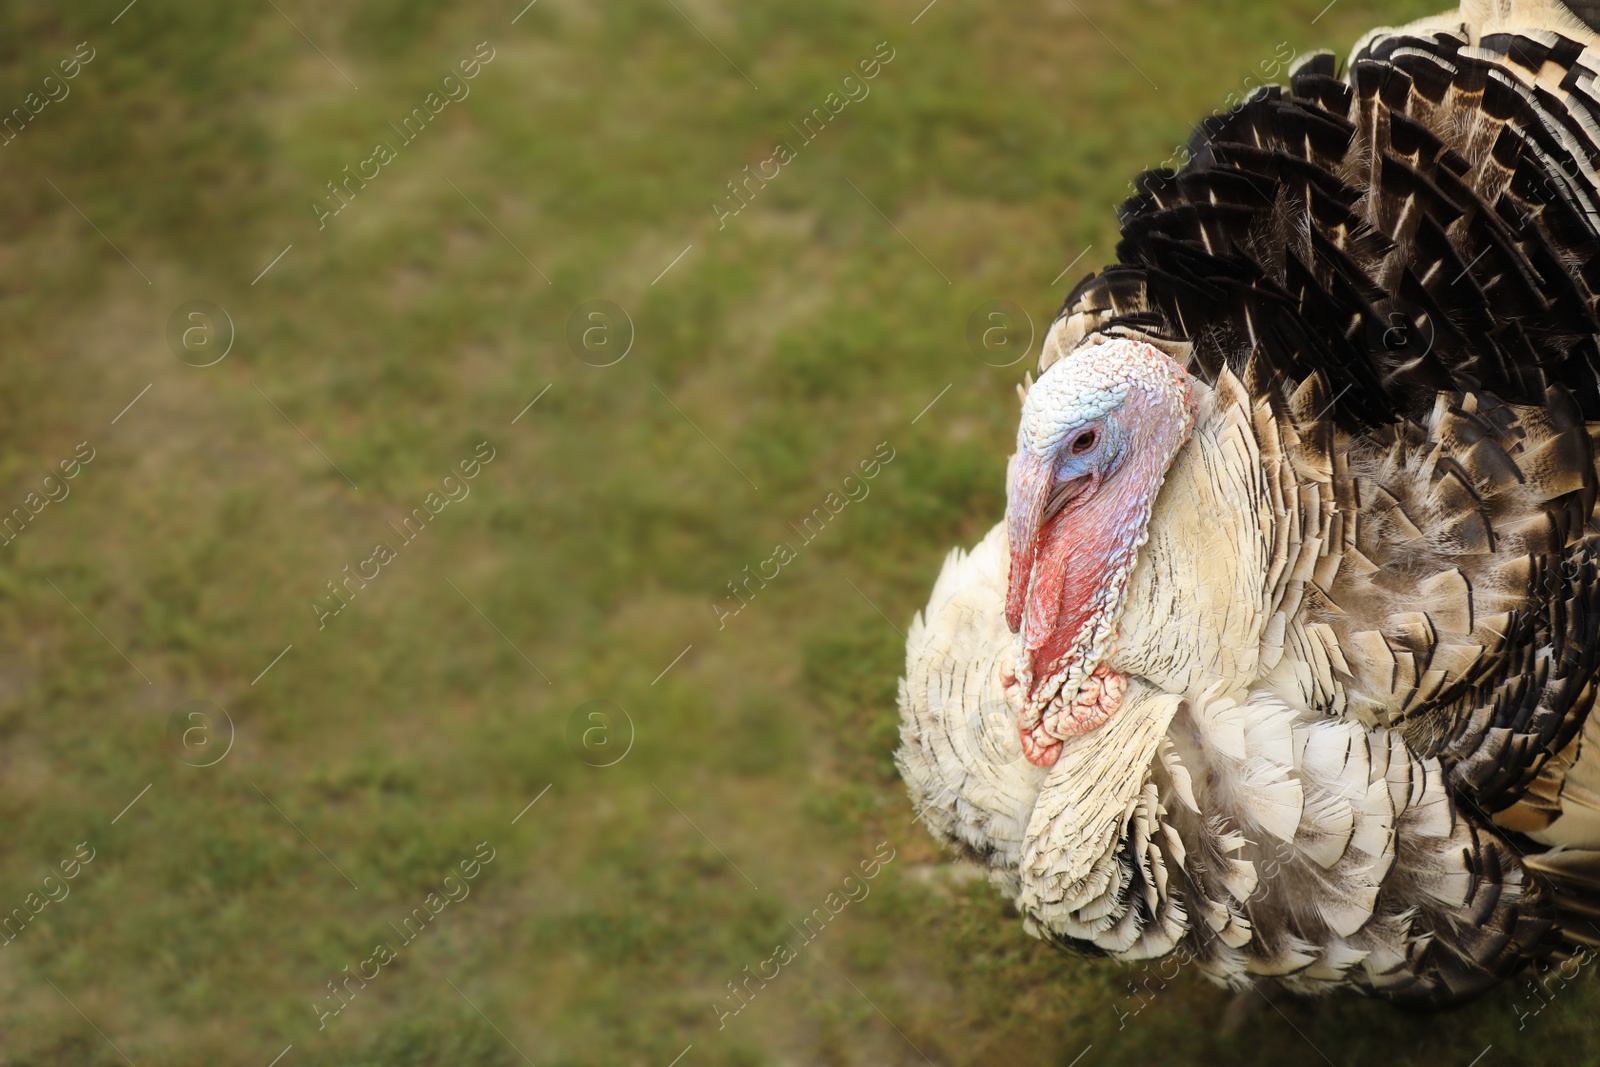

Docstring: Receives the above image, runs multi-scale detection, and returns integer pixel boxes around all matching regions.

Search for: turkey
[897,0,1600,1005]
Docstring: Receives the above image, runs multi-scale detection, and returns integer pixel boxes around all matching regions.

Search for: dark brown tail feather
[1524,849,1600,947]
[1563,1,1600,33]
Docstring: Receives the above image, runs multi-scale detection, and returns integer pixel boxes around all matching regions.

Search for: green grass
[0,0,1588,1063]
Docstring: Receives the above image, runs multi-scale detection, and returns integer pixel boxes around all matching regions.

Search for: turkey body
[897,0,1600,1005]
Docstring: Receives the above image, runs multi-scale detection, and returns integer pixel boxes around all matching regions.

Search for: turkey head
[1004,338,1196,767]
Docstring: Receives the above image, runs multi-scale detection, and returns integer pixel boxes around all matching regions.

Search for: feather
[897,0,1600,1008]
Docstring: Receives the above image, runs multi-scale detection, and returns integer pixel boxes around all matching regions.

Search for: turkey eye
[1070,430,1097,454]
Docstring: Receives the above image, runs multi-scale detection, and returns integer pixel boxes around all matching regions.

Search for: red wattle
[1022,505,1119,700]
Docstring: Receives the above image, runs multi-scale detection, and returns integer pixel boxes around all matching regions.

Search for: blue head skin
[1003,338,1197,766]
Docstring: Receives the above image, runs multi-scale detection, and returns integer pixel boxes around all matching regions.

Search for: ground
[0,0,1588,1064]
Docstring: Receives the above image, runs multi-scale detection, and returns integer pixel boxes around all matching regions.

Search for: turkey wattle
[897,0,1600,1005]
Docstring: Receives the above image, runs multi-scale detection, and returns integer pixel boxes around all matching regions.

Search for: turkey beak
[1005,451,1052,634]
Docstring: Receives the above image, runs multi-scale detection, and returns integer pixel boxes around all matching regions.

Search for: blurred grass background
[0,0,1590,1064]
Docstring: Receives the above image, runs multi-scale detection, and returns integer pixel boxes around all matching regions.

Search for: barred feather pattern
[900,525,1552,1003]
[897,0,1600,1006]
